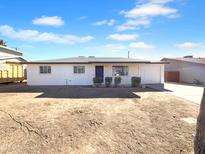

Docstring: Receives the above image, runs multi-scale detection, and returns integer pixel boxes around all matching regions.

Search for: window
[73,66,85,74]
[112,66,128,76]
[39,66,51,74]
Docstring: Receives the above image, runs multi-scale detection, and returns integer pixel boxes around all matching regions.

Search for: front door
[95,66,104,83]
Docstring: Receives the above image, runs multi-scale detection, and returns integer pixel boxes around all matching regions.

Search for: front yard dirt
[0,84,199,154]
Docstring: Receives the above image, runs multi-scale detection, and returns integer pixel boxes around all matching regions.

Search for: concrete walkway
[164,83,204,104]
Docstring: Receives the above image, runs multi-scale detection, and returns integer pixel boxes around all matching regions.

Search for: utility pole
[128,51,130,58]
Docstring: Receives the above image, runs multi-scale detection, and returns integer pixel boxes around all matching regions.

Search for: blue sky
[0,0,204,60]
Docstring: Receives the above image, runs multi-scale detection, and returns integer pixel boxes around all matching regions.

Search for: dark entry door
[95,66,104,82]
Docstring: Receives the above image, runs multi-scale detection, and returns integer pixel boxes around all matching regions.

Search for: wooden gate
[165,71,180,82]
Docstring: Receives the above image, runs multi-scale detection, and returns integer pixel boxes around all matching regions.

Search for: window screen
[112,66,128,76]
[39,66,51,74]
[73,66,85,74]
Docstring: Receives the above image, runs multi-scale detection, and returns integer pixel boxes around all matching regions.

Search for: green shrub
[93,77,103,87]
[114,76,121,87]
[105,77,112,87]
[131,77,141,87]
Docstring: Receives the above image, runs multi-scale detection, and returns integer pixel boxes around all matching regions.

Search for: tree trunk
[195,87,205,154]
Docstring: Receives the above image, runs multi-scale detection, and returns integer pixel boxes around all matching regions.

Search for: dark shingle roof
[23,57,166,64]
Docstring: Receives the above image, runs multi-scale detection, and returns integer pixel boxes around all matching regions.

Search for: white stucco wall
[140,64,164,84]
[27,64,94,85]
[27,63,164,85]
[165,60,205,83]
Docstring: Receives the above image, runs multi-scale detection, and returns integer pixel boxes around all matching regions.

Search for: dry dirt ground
[0,83,199,154]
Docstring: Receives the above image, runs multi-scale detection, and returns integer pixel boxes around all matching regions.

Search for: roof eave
[21,61,167,64]
[150,62,169,64]
[0,46,23,56]
[161,58,205,65]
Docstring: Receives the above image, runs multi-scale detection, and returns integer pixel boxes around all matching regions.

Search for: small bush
[105,77,112,87]
[131,77,141,87]
[114,76,121,87]
[93,77,103,87]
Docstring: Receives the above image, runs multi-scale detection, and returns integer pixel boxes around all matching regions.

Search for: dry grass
[0,84,199,154]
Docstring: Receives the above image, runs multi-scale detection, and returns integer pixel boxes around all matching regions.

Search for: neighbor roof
[0,45,22,56]
[0,57,27,63]
[23,57,167,64]
[162,57,205,65]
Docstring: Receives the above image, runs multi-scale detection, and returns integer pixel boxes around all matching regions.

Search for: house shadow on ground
[0,83,162,99]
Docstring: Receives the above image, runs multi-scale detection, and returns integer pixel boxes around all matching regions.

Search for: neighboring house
[24,56,166,86]
[0,46,22,58]
[161,56,205,84]
[0,46,26,83]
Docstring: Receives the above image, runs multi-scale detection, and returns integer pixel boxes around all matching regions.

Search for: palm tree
[0,40,7,46]
[195,86,205,153]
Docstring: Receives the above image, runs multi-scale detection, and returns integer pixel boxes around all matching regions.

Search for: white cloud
[107,33,139,41]
[93,19,116,26]
[149,0,174,4]
[117,19,150,31]
[129,42,156,49]
[32,16,64,26]
[0,25,94,44]
[167,14,180,19]
[107,19,116,26]
[175,42,203,49]
[120,4,177,18]
[78,16,88,20]
[118,0,178,31]
[104,44,127,51]
[93,20,107,26]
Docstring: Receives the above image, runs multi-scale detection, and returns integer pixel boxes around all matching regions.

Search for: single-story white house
[24,56,166,86]
[161,56,205,84]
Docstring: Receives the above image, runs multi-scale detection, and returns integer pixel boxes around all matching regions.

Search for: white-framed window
[73,66,85,74]
[39,66,51,74]
[112,66,128,76]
